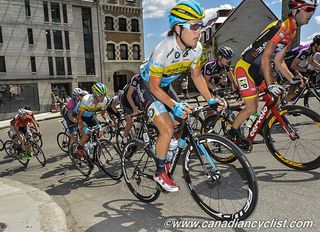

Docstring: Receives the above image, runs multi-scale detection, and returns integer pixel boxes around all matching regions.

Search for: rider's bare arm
[309,56,320,70]
[262,41,282,85]
[203,74,215,90]
[126,86,138,113]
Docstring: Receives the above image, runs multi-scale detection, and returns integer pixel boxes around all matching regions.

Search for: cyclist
[227,0,318,143]
[120,75,141,145]
[75,83,111,158]
[137,1,225,192]
[202,46,238,96]
[63,88,86,149]
[14,109,39,159]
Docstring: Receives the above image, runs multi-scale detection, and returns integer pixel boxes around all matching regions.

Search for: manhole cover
[0,222,7,231]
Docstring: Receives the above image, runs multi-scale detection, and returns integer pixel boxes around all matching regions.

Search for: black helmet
[288,0,318,10]
[313,34,320,45]
[217,46,234,59]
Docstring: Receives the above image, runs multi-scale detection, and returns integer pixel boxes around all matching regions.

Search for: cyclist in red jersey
[227,0,318,142]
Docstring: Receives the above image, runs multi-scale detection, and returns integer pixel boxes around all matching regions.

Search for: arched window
[131,19,139,32]
[105,16,114,30]
[107,43,115,60]
[132,45,140,60]
[119,18,127,31]
[120,44,128,60]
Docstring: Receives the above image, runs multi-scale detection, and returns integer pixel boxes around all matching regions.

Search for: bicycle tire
[264,105,320,170]
[100,122,113,141]
[57,132,70,153]
[69,142,93,177]
[201,115,237,163]
[4,140,29,166]
[183,133,258,221]
[122,139,161,203]
[304,88,320,114]
[115,118,129,151]
[0,139,4,151]
[29,140,46,167]
[96,139,123,180]
[32,132,43,148]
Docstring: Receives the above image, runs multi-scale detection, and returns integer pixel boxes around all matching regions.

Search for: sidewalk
[0,112,61,130]
[0,178,68,232]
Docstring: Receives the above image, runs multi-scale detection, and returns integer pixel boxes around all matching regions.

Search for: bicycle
[69,124,123,179]
[56,120,73,153]
[8,125,43,148]
[4,135,46,167]
[122,105,258,221]
[0,139,4,151]
[201,91,320,170]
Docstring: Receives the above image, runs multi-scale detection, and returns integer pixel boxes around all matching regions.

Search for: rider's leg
[123,115,133,143]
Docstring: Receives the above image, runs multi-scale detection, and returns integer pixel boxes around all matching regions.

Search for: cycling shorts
[19,127,32,138]
[82,116,100,135]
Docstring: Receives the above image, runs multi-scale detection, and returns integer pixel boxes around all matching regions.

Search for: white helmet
[72,88,83,97]
[18,108,27,115]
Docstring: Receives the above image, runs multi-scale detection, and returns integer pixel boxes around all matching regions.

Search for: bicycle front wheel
[122,139,161,203]
[264,105,320,170]
[4,140,29,166]
[96,139,123,180]
[69,142,93,177]
[30,141,46,167]
[183,133,258,221]
[57,132,70,153]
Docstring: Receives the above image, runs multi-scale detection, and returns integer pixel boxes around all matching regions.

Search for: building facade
[0,0,143,120]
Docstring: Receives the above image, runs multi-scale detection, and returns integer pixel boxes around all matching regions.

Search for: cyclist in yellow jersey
[137,1,225,192]
[227,0,318,143]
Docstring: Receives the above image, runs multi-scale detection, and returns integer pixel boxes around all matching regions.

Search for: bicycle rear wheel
[264,105,320,170]
[69,142,93,177]
[183,134,258,221]
[122,139,161,203]
[96,139,123,180]
[0,139,3,151]
[57,132,70,153]
[4,140,29,166]
[29,141,46,167]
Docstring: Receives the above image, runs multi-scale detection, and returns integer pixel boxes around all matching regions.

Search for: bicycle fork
[271,107,299,140]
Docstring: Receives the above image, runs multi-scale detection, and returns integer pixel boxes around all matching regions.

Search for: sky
[142,0,320,58]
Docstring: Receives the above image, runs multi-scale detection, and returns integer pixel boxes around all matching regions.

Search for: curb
[0,178,68,232]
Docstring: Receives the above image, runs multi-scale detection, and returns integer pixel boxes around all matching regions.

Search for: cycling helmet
[313,34,320,44]
[169,1,205,26]
[18,108,27,115]
[81,90,88,96]
[92,82,107,96]
[289,0,318,10]
[72,88,83,97]
[217,46,234,59]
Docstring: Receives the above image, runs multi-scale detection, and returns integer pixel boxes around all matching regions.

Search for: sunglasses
[179,23,204,32]
[302,6,316,13]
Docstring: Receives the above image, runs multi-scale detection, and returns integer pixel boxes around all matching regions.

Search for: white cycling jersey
[76,94,108,117]
[140,36,203,87]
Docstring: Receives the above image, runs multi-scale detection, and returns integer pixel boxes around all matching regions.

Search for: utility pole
[282,0,300,47]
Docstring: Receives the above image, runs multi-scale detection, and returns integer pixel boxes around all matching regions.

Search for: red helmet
[289,0,318,10]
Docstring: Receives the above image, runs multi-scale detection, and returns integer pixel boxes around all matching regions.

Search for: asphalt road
[0,109,319,232]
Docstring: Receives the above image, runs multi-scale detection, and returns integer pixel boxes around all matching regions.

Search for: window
[25,0,31,17]
[51,2,61,23]
[105,16,114,30]
[53,30,63,49]
[120,44,128,60]
[62,4,68,23]
[27,28,33,45]
[67,57,72,75]
[0,56,6,72]
[30,56,36,72]
[55,57,65,75]
[118,18,127,31]
[64,31,70,50]
[132,45,140,60]
[107,44,115,60]
[82,7,95,75]
[43,1,49,22]
[46,30,51,49]
[131,19,139,32]
[0,26,3,43]
[48,57,54,75]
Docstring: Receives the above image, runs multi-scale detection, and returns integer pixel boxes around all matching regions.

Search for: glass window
[0,26,3,43]
[51,2,61,23]
[105,16,114,30]
[82,7,95,75]
[46,30,51,49]
[131,19,139,32]
[27,28,33,45]
[62,4,68,23]
[30,56,36,72]
[53,30,63,49]
[64,31,70,50]
[25,0,31,17]
[120,44,128,60]
[55,57,65,75]
[118,18,127,31]
[107,44,115,60]
[48,57,54,75]
[132,45,140,60]
[67,57,72,75]
[0,56,6,72]
[43,1,49,22]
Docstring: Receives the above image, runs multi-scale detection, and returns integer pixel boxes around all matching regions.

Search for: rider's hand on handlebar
[172,102,192,119]
[208,98,227,112]
[267,84,285,97]
[289,76,308,85]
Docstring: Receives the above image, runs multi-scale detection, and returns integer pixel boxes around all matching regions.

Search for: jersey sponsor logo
[175,52,180,59]
[238,77,249,90]
[147,108,155,118]
[278,32,285,39]
[167,48,174,58]
[164,61,192,74]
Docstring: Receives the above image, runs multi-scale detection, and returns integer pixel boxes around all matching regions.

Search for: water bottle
[143,132,150,143]
[246,112,259,128]
[167,138,178,162]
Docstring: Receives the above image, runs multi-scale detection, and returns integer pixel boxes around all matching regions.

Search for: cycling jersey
[284,44,312,70]
[140,36,202,87]
[15,115,33,128]
[76,94,108,117]
[66,98,78,112]
[202,59,231,85]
